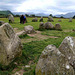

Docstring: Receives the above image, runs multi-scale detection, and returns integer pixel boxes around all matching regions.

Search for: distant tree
[25,14,29,17]
[53,16,57,18]
[15,15,20,17]
[30,14,35,17]
[49,14,53,17]
[60,16,64,18]
[73,15,75,19]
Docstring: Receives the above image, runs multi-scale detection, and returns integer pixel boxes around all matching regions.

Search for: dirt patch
[13,29,59,43]
[21,31,59,43]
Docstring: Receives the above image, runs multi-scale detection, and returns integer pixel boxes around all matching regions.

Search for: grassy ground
[0,17,75,75]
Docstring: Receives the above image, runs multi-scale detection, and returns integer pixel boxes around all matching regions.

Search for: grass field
[0,17,75,75]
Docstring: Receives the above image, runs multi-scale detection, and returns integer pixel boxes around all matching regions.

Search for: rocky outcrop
[24,25,35,34]
[36,36,75,75]
[0,23,22,65]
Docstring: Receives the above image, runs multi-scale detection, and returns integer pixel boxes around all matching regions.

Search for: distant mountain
[0,10,13,15]
[35,13,48,16]
[13,12,49,16]
[55,12,75,18]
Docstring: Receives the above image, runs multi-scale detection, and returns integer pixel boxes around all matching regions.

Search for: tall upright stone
[39,17,43,22]
[8,14,14,23]
[0,23,22,65]
[69,18,72,22]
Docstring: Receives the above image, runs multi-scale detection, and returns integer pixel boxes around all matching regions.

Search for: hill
[55,12,75,18]
[0,10,13,16]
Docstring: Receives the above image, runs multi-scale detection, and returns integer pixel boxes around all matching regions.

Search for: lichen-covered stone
[39,22,45,30]
[24,25,35,34]
[0,23,22,65]
[44,22,54,29]
[36,45,74,75]
[0,21,5,26]
[55,23,62,30]
[8,14,14,23]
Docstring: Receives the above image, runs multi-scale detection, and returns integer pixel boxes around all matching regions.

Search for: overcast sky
[0,0,75,15]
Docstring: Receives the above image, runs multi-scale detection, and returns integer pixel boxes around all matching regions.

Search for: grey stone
[36,45,74,75]
[24,25,35,34]
[0,23,22,65]
[55,23,62,30]
[39,22,45,30]
[39,17,43,22]
[32,17,38,22]
[0,21,5,26]
[44,22,54,29]
[69,18,72,22]
[58,19,62,22]
[47,16,54,22]
[8,14,14,23]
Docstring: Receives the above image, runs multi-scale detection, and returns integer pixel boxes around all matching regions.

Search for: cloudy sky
[0,0,75,15]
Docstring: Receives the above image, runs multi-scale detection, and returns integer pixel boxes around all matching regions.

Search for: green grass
[0,17,75,75]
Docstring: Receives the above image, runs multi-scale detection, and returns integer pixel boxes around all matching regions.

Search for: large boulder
[36,45,74,75]
[32,17,38,22]
[24,25,35,34]
[0,23,22,65]
[55,23,62,30]
[8,14,14,23]
[39,17,43,22]
[39,22,45,30]
[47,16,54,22]
[44,22,54,29]
[0,21,5,26]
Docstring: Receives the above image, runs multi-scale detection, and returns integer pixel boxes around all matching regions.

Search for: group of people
[20,15,26,24]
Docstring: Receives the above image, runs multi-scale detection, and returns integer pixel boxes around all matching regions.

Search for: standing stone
[59,36,75,71]
[58,19,62,22]
[0,21,5,26]
[0,23,22,65]
[69,18,72,22]
[36,45,74,75]
[24,25,35,34]
[32,17,38,22]
[8,14,14,23]
[59,36,75,61]
[39,17,43,22]
[44,22,54,29]
[39,22,45,30]
[47,16,54,22]
[55,23,62,30]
